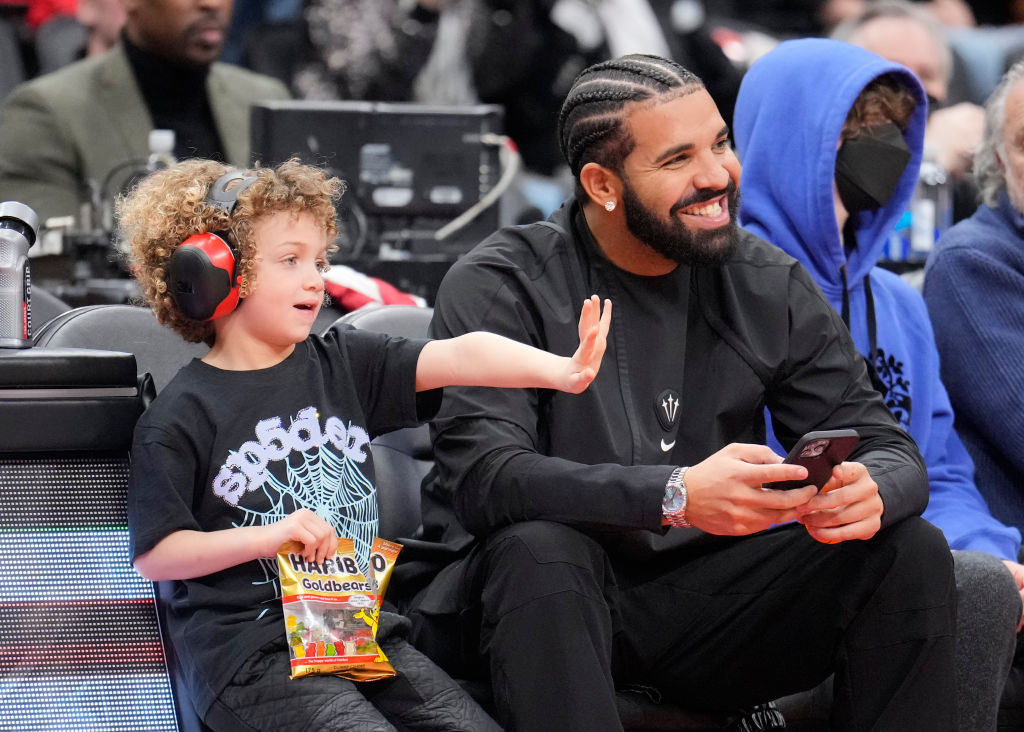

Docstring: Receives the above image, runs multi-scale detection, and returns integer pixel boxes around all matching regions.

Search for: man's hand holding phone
[681,444,821,535]
[796,460,884,543]
[678,431,882,540]
[762,429,884,543]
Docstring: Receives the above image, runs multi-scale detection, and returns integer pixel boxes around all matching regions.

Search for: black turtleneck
[123,33,226,162]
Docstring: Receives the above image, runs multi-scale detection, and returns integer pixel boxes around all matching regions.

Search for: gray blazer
[0,44,290,224]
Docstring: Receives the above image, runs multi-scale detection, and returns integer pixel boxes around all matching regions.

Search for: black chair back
[33,304,208,394]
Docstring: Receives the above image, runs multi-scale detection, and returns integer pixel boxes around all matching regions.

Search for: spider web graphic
[236,440,379,595]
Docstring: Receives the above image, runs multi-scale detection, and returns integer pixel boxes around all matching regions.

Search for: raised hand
[563,295,612,393]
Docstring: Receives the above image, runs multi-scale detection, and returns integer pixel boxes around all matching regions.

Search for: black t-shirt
[602,255,690,465]
[128,325,434,717]
[574,210,690,465]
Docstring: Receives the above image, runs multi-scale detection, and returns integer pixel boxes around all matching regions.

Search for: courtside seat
[30,285,72,331]
[32,303,207,393]
[334,304,823,732]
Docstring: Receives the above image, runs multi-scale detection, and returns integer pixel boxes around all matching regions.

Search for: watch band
[663,465,693,528]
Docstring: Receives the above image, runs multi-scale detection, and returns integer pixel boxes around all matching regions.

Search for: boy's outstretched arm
[133,508,338,582]
[415,295,612,393]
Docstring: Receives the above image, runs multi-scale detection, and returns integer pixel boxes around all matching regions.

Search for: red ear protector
[167,171,259,321]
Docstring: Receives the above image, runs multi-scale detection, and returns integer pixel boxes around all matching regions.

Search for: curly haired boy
[120,158,610,731]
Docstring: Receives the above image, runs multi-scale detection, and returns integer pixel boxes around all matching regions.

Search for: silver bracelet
[663,466,693,528]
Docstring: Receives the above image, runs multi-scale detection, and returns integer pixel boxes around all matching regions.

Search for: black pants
[408,518,957,732]
[205,611,501,732]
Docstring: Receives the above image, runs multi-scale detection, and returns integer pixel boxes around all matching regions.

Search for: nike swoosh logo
[660,439,676,452]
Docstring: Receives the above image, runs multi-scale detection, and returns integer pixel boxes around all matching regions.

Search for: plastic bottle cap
[149,129,176,154]
[0,200,39,245]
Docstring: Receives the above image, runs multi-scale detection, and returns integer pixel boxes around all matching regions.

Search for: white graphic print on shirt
[211,405,379,580]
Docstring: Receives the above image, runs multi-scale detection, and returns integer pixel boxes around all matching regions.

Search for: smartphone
[767,429,860,491]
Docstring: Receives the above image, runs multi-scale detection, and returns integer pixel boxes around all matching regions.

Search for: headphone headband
[206,171,258,215]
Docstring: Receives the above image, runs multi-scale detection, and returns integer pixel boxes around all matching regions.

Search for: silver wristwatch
[661,466,693,528]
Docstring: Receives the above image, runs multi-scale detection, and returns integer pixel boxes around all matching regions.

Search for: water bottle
[886,151,953,263]
[147,129,177,172]
[910,154,952,260]
[0,201,39,348]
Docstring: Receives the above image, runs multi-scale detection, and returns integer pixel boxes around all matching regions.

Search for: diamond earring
[604,200,616,212]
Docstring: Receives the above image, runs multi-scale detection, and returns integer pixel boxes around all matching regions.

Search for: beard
[621,177,740,267]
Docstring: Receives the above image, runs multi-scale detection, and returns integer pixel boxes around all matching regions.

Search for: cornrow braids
[558,54,703,184]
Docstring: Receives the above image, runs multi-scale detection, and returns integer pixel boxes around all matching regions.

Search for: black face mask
[834,122,912,212]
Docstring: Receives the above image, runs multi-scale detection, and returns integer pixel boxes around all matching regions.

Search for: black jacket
[413,202,927,566]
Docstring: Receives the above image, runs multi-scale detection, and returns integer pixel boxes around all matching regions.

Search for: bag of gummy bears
[277,536,402,681]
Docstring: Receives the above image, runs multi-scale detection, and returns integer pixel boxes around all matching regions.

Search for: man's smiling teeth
[681,199,723,217]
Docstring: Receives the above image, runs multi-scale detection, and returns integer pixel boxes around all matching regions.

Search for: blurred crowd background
[4,0,1024,297]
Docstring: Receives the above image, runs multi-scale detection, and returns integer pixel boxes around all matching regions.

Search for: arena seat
[32,303,207,393]
[999,631,1024,731]
[29,285,72,331]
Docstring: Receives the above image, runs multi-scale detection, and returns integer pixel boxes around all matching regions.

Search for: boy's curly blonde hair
[117,158,343,344]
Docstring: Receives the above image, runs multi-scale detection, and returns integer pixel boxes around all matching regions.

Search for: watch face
[662,484,684,513]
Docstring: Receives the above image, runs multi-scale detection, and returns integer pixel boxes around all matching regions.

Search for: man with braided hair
[400,53,958,731]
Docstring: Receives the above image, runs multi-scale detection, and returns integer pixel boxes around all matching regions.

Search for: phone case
[768,428,860,491]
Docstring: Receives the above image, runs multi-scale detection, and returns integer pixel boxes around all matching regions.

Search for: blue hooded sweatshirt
[734,38,1021,559]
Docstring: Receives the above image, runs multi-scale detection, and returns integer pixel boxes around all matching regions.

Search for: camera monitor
[250,100,506,261]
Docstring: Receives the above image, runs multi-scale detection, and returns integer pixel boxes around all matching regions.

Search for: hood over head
[733,38,926,293]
